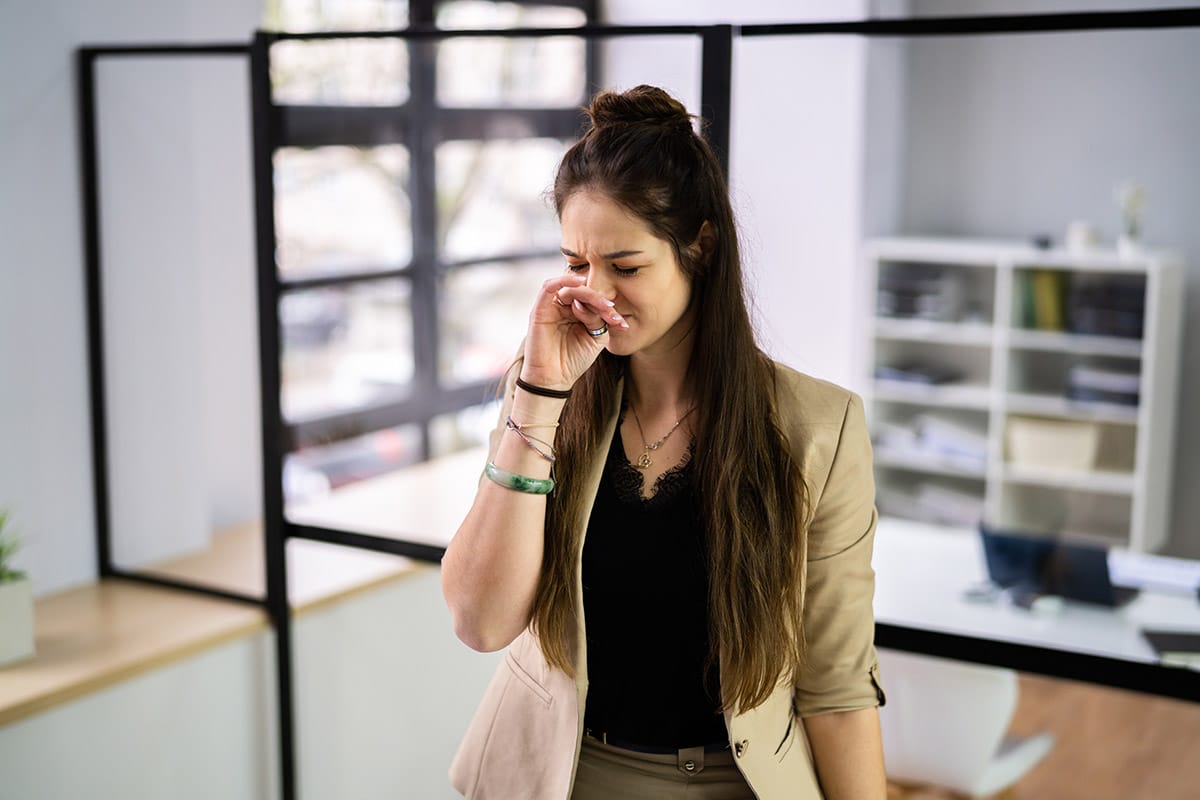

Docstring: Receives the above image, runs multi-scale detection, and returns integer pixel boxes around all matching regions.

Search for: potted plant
[0,506,35,666]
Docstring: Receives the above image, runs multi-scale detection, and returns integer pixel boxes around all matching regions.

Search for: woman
[442,85,886,800]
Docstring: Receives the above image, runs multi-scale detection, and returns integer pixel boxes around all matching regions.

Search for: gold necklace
[629,404,695,470]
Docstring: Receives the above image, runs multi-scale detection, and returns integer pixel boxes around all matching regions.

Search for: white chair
[878,649,1055,799]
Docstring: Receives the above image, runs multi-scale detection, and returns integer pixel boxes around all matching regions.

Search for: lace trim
[608,417,695,508]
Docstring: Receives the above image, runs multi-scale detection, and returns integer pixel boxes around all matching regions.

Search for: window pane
[438,138,567,261]
[281,280,413,422]
[267,0,408,33]
[275,146,411,278]
[285,424,423,507]
[430,400,501,458]
[440,257,559,385]
[436,4,586,108]
[270,40,410,106]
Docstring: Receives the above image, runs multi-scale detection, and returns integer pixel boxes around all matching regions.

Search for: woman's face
[559,191,695,358]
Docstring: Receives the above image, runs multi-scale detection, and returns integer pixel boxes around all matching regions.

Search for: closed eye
[565,262,641,277]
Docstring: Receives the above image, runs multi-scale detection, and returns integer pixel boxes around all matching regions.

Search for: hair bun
[585,85,695,135]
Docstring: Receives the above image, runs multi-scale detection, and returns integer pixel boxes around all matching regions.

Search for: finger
[540,274,587,306]
[556,286,628,328]
[572,301,611,339]
[571,297,626,330]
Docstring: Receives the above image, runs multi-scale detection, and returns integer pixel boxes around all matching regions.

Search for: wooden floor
[886,673,1200,800]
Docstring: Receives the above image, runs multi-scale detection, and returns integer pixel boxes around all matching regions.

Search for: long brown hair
[532,85,812,714]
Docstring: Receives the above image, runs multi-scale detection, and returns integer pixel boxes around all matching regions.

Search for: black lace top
[580,418,727,749]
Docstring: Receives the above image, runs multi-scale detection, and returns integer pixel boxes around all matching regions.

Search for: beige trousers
[570,737,756,800]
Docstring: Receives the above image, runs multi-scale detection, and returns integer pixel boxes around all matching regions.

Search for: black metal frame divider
[76,8,1200,800]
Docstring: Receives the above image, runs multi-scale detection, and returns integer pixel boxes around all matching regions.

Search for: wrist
[509,391,567,424]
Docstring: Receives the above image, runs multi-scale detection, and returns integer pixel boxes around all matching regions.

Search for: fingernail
[611,313,624,323]
[604,300,616,307]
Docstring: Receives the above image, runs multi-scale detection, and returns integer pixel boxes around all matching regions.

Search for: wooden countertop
[0,447,490,728]
[0,579,265,727]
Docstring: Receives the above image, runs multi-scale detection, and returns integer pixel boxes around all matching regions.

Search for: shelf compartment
[1009,267,1146,339]
[875,258,996,324]
[872,406,990,480]
[873,339,994,403]
[1004,412,1137,475]
[1006,349,1140,404]
[875,317,994,346]
[1006,328,1142,358]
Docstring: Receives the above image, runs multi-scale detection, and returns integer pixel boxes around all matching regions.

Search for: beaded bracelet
[484,462,555,495]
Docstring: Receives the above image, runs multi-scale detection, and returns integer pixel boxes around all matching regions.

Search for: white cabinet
[863,237,1184,552]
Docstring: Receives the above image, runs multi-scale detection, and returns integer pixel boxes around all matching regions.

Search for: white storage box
[1006,416,1100,471]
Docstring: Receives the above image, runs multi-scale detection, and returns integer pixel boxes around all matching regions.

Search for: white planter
[0,577,35,667]
[1117,234,1143,258]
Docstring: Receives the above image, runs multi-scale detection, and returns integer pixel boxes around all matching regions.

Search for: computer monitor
[979,523,1138,608]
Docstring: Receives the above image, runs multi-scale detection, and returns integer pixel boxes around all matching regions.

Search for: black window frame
[277,0,600,456]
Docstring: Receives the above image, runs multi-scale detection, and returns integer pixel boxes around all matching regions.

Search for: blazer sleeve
[793,392,886,717]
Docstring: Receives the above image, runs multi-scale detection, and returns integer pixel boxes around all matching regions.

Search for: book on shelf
[1030,269,1067,331]
[1066,365,1141,407]
[913,413,989,462]
[876,264,965,321]
[1067,274,1145,339]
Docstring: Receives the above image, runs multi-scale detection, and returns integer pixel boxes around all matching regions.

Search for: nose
[585,265,617,301]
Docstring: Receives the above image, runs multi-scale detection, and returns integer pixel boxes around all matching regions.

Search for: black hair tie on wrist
[516,377,572,399]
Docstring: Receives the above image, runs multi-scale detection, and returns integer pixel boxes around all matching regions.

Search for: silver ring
[586,322,609,338]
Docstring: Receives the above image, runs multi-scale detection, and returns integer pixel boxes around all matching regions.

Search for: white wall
[902,0,1200,556]
[0,0,261,595]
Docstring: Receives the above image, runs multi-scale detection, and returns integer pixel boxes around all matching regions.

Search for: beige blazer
[450,362,884,800]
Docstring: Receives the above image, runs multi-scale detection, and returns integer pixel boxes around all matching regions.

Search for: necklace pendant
[636,451,653,469]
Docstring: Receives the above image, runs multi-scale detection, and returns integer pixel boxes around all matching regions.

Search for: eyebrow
[560,247,645,260]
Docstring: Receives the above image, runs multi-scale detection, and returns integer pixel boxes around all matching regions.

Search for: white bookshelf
[863,236,1184,552]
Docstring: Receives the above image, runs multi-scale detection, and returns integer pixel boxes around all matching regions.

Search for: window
[266,0,594,505]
